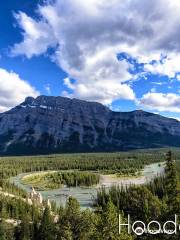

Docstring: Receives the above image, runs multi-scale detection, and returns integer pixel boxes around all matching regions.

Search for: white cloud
[44,84,51,95]
[11,12,57,58]
[10,0,180,104]
[150,87,156,93]
[139,92,180,112]
[175,117,180,121]
[144,53,180,78]
[176,74,180,81]
[62,50,135,104]
[63,80,135,105]
[0,68,39,112]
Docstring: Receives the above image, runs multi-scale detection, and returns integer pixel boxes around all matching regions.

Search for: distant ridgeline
[0,95,180,155]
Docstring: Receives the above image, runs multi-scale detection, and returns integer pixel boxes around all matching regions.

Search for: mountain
[0,95,180,155]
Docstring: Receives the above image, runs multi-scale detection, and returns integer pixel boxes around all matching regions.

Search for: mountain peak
[0,95,180,155]
[19,95,110,115]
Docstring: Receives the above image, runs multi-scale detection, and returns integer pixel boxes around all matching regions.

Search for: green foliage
[0,149,179,239]
[0,180,27,198]
[22,171,100,190]
[57,197,97,240]
[0,221,6,240]
[96,185,166,223]
[0,150,165,179]
[38,206,55,240]
[165,151,179,214]
[0,195,40,224]
[0,221,14,240]
[14,214,31,240]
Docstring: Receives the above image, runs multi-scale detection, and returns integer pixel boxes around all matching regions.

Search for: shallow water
[10,162,165,209]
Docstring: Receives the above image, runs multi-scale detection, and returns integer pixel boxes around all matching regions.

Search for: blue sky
[0,0,180,120]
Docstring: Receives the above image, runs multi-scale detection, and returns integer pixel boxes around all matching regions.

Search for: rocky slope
[0,95,180,155]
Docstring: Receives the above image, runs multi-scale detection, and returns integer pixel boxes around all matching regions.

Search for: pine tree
[31,220,39,240]
[58,197,81,239]
[78,209,97,240]
[0,221,6,240]
[100,200,134,240]
[58,222,73,240]
[165,151,179,214]
[38,206,54,240]
[14,217,31,240]
[101,200,118,239]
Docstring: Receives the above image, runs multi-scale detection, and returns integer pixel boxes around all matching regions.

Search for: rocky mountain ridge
[0,95,180,155]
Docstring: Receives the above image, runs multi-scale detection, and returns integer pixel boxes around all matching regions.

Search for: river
[10,162,165,209]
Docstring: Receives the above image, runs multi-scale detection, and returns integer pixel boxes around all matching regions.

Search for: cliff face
[0,95,180,155]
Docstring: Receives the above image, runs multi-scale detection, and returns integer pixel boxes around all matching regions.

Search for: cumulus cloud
[11,0,180,104]
[144,54,180,78]
[62,50,135,104]
[0,68,39,112]
[11,12,57,58]
[139,92,180,112]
